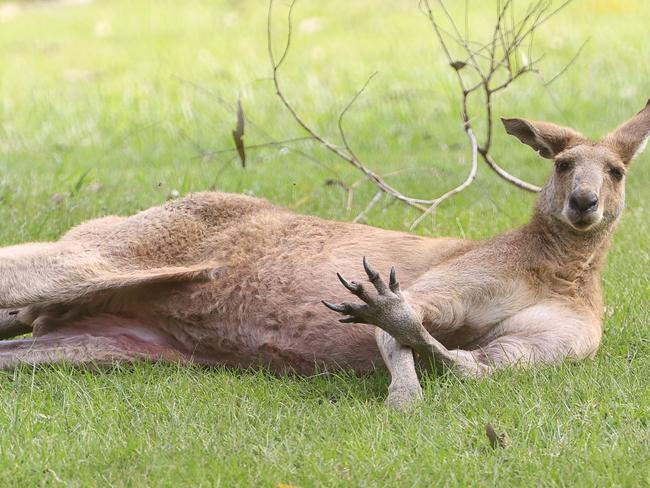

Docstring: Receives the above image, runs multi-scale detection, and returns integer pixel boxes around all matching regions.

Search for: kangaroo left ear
[501,117,586,159]
[603,99,650,165]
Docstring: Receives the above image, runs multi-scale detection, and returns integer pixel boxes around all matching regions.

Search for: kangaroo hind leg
[0,240,221,309]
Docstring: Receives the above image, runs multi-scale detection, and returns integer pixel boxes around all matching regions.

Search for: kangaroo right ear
[602,99,650,165]
[501,118,586,159]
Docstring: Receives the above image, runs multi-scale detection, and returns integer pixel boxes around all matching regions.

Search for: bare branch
[196,136,315,159]
[175,75,339,178]
[268,0,433,211]
[480,151,542,192]
[421,0,573,193]
[345,167,428,212]
[543,38,589,86]
[410,126,479,229]
[266,0,576,226]
[338,72,378,161]
[353,191,383,223]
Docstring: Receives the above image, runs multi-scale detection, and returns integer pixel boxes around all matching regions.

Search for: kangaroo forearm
[373,300,487,377]
[402,290,466,332]
[375,329,422,408]
[402,268,534,333]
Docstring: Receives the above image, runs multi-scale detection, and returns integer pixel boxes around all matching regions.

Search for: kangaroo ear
[501,117,586,159]
[603,99,650,165]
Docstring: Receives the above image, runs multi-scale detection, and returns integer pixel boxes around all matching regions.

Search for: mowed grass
[0,0,648,486]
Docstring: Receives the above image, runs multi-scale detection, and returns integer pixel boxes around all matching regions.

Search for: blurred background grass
[0,0,648,240]
[0,0,648,486]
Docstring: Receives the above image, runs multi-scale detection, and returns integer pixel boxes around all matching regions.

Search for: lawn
[0,0,648,486]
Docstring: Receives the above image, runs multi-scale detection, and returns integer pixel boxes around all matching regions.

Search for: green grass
[0,0,648,486]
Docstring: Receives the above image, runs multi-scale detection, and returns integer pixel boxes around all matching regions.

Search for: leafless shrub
[266,0,575,228]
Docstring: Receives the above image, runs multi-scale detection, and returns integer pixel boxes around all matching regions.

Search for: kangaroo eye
[555,160,572,173]
[609,167,624,181]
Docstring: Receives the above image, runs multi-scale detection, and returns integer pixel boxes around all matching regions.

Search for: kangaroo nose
[569,190,598,213]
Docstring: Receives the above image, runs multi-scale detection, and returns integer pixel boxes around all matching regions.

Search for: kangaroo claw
[323,258,420,340]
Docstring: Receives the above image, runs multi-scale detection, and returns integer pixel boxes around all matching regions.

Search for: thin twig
[543,38,589,86]
[174,75,340,177]
[480,151,541,192]
[410,126,479,229]
[338,72,379,161]
[353,191,383,223]
[194,136,315,158]
[345,167,425,212]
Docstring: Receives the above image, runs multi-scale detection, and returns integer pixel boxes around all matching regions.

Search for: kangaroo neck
[523,208,614,283]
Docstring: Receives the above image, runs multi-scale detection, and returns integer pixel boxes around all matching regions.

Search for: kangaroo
[0,101,647,408]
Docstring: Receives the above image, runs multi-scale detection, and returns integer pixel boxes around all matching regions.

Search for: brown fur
[0,101,648,406]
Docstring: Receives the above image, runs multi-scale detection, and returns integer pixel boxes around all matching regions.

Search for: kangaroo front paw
[322,257,426,348]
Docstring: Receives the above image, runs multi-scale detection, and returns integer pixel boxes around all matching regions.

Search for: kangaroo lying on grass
[0,101,648,408]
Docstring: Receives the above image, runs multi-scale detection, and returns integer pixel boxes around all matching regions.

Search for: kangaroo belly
[135,228,474,373]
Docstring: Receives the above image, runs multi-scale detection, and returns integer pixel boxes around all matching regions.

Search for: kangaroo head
[502,100,650,233]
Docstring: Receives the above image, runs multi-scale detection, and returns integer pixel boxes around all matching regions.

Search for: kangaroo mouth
[564,208,601,231]
[571,219,596,231]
